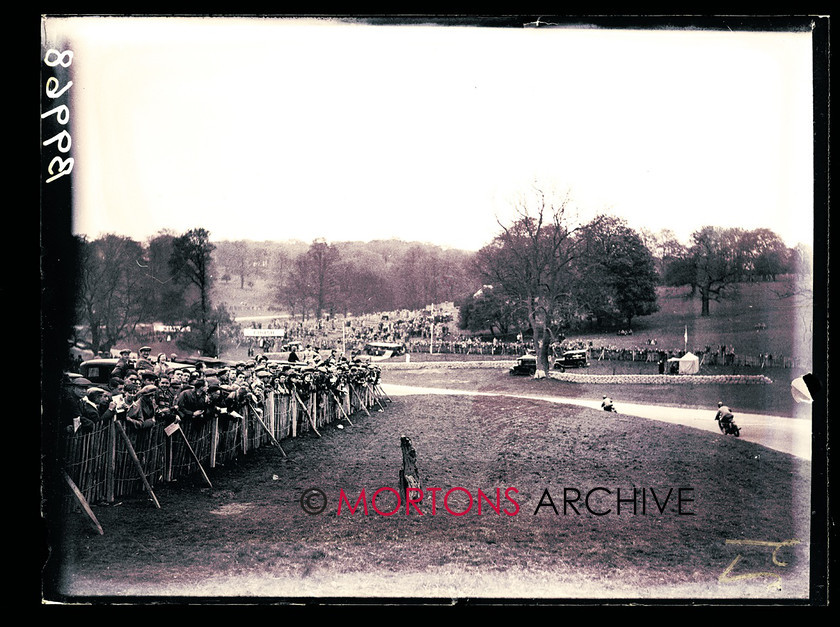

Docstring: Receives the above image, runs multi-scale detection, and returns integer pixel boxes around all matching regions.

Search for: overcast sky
[45,16,815,251]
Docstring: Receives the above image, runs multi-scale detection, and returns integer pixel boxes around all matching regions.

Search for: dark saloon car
[509,354,538,376]
[553,349,589,371]
[79,358,194,384]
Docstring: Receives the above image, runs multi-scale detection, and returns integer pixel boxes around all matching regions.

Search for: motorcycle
[716,412,741,437]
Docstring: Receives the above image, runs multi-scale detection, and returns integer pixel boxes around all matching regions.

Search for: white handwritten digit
[46,156,74,183]
[43,130,72,153]
[45,77,73,99]
[41,104,70,125]
[44,48,74,68]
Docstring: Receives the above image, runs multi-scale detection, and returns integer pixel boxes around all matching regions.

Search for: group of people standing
[62,344,382,436]
[63,346,269,435]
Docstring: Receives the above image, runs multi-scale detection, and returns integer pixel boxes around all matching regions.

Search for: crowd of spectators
[62,344,382,436]
[243,306,458,355]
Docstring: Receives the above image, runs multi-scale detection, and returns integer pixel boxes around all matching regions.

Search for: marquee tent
[667,351,700,374]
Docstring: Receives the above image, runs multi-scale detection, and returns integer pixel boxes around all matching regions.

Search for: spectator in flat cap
[125,384,158,429]
[140,370,158,384]
[111,349,135,380]
[135,346,155,372]
[62,376,95,433]
[175,378,208,421]
[204,383,225,418]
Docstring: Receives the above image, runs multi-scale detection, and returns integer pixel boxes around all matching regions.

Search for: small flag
[684,326,688,345]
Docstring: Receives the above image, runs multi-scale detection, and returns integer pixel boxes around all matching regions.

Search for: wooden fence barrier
[59,383,382,512]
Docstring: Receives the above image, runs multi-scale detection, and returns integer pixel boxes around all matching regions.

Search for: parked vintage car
[553,349,589,371]
[78,358,194,385]
[364,342,406,357]
[509,354,538,376]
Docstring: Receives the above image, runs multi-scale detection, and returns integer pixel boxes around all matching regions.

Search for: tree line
[70,230,477,357]
[70,195,810,362]
[72,228,228,358]
[457,188,811,377]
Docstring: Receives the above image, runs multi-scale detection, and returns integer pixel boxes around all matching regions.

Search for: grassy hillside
[213,275,283,320]
[562,278,813,369]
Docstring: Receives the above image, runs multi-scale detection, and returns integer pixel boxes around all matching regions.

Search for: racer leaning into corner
[715,401,734,429]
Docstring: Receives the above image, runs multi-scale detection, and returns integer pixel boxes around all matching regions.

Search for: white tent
[667,352,700,375]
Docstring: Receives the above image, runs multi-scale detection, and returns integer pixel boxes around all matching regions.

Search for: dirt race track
[43,373,815,604]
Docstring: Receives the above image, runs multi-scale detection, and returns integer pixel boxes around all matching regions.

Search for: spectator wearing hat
[111,348,134,379]
[139,369,159,385]
[62,376,96,434]
[122,371,141,403]
[175,378,208,421]
[203,380,226,418]
[87,387,117,423]
[125,384,158,429]
[136,346,155,372]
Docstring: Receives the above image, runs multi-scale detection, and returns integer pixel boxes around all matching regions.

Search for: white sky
[45,16,816,251]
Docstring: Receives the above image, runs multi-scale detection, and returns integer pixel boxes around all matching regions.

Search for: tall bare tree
[169,228,217,354]
[475,188,582,378]
[75,234,148,353]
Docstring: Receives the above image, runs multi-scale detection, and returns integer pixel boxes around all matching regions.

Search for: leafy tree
[226,240,252,289]
[739,228,790,281]
[334,260,395,316]
[176,303,233,358]
[640,228,687,282]
[305,239,340,319]
[456,286,521,338]
[574,216,659,329]
[277,240,339,320]
[678,226,748,316]
[143,230,188,323]
[280,254,316,320]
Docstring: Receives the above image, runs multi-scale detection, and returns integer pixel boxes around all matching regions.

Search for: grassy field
[558,279,813,367]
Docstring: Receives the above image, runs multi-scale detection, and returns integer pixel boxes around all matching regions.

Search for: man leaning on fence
[175,377,208,422]
[125,384,158,430]
[62,377,104,434]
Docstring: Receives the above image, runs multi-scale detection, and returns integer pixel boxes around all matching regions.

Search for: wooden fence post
[114,421,161,509]
[64,470,104,535]
[241,406,249,455]
[106,418,116,503]
[210,415,219,469]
